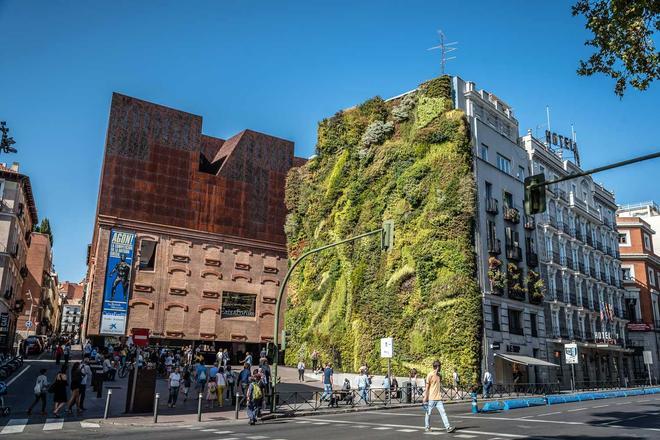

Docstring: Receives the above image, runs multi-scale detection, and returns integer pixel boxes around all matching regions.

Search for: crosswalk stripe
[398,429,419,432]
[455,435,477,439]
[0,419,28,435]
[201,428,217,432]
[213,431,235,434]
[44,418,64,431]
[374,427,392,430]
[81,421,101,428]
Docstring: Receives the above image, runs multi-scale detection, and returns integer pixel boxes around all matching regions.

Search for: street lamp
[0,121,18,154]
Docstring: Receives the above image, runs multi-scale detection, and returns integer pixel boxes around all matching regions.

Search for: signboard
[131,328,149,347]
[627,322,653,332]
[643,350,653,365]
[545,130,580,165]
[565,343,578,364]
[506,344,520,353]
[25,320,32,329]
[100,230,136,335]
[0,313,9,332]
[380,337,393,358]
[490,342,501,350]
[221,292,257,318]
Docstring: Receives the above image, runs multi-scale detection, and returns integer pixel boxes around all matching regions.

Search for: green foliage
[487,257,505,294]
[34,218,53,246]
[419,75,453,99]
[572,0,660,97]
[526,270,545,304]
[507,263,525,301]
[283,76,481,382]
[361,121,394,148]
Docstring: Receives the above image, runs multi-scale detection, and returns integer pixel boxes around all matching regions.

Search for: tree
[34,218,53,246]
[572,0,660,97]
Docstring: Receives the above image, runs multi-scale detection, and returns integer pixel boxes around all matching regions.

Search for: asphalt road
[2,390,659,439]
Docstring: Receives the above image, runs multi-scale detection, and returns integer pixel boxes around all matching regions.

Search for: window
[530,313,538,337]
[643,234,652,250]
[480,144,489,161]
[138,240,158,271]
[649,268,656,287]
[485,181,493,199]
[517,166,525,180]
[622,267,631,280]
[508,309,524,335]
[618,231,631,247]
[497,154,512,174]
[491,305,500,331]
[539,165,546,175]
[503,191,514,208]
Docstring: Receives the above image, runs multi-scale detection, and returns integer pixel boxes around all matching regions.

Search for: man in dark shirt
[238,363,251,399]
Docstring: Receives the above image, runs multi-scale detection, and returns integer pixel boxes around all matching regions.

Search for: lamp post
[0,121,18,154]
[270,221,394,411]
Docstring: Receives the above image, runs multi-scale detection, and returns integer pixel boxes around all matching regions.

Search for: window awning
[495,353,560,367]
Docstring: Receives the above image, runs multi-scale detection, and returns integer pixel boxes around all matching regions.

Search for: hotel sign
[545,130,580,166]
[594,331,618,345]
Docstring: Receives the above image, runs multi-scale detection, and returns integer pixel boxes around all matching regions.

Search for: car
[24,336,43,354]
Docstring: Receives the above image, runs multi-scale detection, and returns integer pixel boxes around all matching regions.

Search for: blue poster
[100,230,136,335]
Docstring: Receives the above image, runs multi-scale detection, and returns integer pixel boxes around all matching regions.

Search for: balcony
[503,206,520,224]
[557,189,568,202]
[586,235,594,247]
[560,255,567,266]
[524,215,535,230]
[506,245,522,262]
[526,250,538,267]
[575,230,584,242]
[485,198,499,214]
[487,238,501,255]
[548,215,558,228]
[562,222,571,235]
[509,327,524,336]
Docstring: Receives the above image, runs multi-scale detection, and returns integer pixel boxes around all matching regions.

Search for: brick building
[84,93,301,356]
[0,163,38,354]
[17,232,59,339]
[616,211,660,382]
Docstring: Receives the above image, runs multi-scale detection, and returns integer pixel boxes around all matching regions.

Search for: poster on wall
[100,230,136,335]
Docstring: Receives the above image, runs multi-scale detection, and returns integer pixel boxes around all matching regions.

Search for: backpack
[199,370,206,381]
[34,376,46,394]
[226,372,235,384]
[208,382,217,393]
[252,383,262,400]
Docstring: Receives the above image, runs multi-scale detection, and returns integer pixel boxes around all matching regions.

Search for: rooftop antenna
[427,30,458,75]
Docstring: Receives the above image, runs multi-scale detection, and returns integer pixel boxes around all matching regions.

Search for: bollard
[235,393,240,419]
[103,389,112,419]
[197,392,203,422]
[471,391,479,413]
[153,393,160,424]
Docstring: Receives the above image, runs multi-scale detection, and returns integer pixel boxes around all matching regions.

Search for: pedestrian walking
[297,359,305,382]
[246,374,263,425]
[55,344,63,365]
[238,363,251,400]
[320,363,333,402]
[483,370,493,398]
[168,367,181,408]
[181,366,191,401]
[63,343,71,365]
[195,360,207,392]
[216,367,226,406]
[205,377,218,408]
[26,368,49,416]
[226,365,236,404]
[356,367,370,404]
[79,357,91,411]
[52,365,69,417]
[311,350,319,373]
[453,369,460,389]
[423,360,454,433]
[222,349,229,368]
[66,362,83,415]
[242,352,253,368]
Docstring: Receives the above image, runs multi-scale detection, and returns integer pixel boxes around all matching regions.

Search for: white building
[521,132,631,388]
[61,304,82,335]
[453,78,551,385]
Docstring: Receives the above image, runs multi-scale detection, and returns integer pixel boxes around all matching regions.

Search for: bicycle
[118,361,134,379]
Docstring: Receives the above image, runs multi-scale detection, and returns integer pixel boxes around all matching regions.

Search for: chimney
[10,162,19,172]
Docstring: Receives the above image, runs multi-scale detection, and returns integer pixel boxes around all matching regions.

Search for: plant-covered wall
[283,76,481,382]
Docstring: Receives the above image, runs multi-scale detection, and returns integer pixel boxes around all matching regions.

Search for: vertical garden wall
[283,76,482,381]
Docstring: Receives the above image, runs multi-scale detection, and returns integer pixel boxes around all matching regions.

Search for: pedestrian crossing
[0,418,101,435]
[183,420,480,438]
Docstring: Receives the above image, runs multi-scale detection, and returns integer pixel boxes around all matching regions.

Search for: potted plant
[507,263,526,300]
[526,270,545,304]
[488,257,506,295]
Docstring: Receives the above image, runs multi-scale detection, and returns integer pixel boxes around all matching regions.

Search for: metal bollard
[197,392,203,422]
[153,393,160,423]
[104,389,112,419]
[470,391,479,413]
[235,393,240,419]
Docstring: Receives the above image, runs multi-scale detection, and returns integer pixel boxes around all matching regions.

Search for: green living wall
[284,76,482,382]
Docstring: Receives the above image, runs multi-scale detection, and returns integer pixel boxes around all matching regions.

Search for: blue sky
[0,0,658,282]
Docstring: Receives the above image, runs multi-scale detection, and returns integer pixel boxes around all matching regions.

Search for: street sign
[490,342,500,350]
[565,343,578,364]
[643,350,653,365]
[380,337,393,358]
[25,320,32,329]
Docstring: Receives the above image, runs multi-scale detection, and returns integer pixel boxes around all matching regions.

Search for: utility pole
[270,222,394,411]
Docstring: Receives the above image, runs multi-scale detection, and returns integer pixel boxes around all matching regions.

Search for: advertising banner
[564,343,578,364]
[100,230,136,335]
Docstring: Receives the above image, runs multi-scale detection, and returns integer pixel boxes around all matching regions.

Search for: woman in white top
[297,360,305,382]
[216,367,227,406]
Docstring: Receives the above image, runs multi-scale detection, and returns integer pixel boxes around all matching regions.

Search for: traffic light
[382,220,394,251]
[524,174,546,215]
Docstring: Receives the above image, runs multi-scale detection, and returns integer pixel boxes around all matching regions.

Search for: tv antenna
[427,30,458,75]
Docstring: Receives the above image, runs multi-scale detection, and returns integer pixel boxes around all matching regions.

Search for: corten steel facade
[84,93,299,350]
